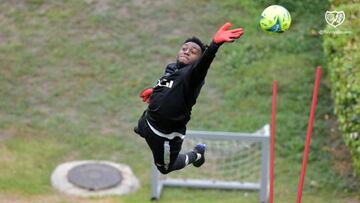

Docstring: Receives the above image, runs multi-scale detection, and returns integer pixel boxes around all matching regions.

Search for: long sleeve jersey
[146,42,220,135]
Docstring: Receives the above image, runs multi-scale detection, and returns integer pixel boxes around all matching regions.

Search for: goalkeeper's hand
[213,22,244,45]
[140,88,153,103]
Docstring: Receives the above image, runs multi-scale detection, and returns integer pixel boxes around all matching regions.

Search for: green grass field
[0,0,359,202]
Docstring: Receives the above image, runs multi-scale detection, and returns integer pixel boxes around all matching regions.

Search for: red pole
[296,67,322,203]
[269,80,277,203]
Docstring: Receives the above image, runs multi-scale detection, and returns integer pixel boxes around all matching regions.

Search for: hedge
[323,2,360,175]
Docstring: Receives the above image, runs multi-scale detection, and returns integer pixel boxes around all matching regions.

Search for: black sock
[185,151,198,165]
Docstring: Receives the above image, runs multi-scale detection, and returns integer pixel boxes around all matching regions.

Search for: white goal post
[151,124,270,203]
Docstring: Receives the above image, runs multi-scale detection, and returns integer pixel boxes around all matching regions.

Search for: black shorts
[137,111,185,174]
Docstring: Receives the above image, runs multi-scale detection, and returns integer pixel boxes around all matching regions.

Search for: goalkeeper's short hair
[184,36,206,53]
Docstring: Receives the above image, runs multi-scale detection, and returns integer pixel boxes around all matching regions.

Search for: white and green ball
[260,5,291,33]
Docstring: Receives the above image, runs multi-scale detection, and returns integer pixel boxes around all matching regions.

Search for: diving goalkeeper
[134,22,244,174]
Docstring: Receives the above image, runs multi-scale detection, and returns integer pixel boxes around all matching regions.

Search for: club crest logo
[325,11,345,28]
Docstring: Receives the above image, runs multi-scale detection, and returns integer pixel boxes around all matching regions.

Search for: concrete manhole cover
[67,163,123,191]
[51,160,140,197]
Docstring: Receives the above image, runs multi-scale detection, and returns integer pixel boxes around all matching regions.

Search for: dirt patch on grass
[132,0,173,7]
[0,193,123,203]
[95,0,110,13]
[0,129,16,141]
[329,118,354,177]
[348,198,360,203]
[0,32,5,47]
[332,142,354,178]
[325,114,359,183]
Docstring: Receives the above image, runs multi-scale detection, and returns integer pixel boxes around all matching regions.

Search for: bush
[323,2,360,175]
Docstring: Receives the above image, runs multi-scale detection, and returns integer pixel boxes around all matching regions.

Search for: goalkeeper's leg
[135,111,205,174]
[145,131,205,174]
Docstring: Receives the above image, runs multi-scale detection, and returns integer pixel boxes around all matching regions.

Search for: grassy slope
[0,0,358,202]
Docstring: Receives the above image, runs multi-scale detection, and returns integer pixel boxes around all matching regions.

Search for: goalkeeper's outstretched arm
[191,22,244,86]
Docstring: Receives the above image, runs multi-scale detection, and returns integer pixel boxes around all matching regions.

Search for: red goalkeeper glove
[213,22,244,44]
[140,88,153,103]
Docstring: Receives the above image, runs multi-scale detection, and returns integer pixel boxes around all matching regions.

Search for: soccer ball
[260,5,291,33]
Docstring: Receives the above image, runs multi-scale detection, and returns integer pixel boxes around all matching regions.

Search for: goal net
[151,125,270,203]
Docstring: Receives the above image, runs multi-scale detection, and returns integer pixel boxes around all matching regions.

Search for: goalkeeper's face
[176,42,202,65]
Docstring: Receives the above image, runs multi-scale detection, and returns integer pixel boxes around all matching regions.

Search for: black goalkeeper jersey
[146,42,220,135]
